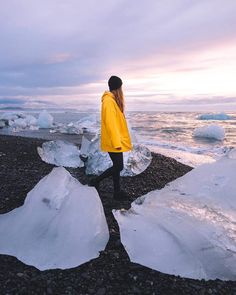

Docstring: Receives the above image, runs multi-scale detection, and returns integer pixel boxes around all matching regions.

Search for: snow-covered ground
[113,149,236,280]
[0,167,109,270]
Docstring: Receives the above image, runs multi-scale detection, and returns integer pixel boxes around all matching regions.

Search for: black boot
[113,190,128,201]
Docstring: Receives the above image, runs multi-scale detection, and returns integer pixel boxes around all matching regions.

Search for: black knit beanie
[108,76,123,91]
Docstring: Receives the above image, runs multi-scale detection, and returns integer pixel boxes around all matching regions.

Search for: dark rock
[95,287,106,295]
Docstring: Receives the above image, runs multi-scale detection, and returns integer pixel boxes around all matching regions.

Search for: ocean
[127,111,236,166]
[1,110,236,167]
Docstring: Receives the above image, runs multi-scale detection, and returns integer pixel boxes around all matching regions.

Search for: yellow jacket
[100,91,132,152]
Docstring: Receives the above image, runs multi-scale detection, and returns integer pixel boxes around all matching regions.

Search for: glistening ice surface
[37,140,84,168]
[113,149,236,280]
[0,167,109,270]
[83,135,152,177]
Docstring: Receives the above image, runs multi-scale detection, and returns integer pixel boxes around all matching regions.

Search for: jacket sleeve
[103,99,122,149]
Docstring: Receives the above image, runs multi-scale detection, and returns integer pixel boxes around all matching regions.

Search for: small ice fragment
[193,125,225,140]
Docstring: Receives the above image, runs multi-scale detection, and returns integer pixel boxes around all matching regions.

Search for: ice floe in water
[37,140,84,168]
[0,167,109,270]
[193,125,225,141]
[197,113,231,120]
[113,150,236,280]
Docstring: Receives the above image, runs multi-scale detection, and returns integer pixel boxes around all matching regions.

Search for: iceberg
[37,140,84,168]
[0,167,109,270]
[113,150,236,280]
[37,110,54,128]
[193,125,225,141]
[198,113,231,120]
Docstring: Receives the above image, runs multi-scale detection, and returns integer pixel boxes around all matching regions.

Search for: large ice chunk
[37,110,54,128]
[38,135,152,176]
[37,140,84,168]
[0,167,109,270]
[197,113,231,120]
[0,112,38,132]
[0,112,25,121]
[113,151,236,280]
[81,135,152,176]
[193,125,225,140]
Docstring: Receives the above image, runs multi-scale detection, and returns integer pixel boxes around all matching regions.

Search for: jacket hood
[101,91,115,102]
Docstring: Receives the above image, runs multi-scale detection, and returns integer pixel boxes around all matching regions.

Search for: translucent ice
[50,122,83,135]
[37,110,54,128]
[113,154,236,280]
[50,114,98,135]
[0,112,38,132]
[0,167,109,270]
[0,120,6,128]
[0,112,24,121]
[193,125,225,141]
[81,135,152,176]
[37,140,84,168]
[38,133,152,176]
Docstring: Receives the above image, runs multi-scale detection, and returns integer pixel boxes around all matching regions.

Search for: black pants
[96,152,123,192]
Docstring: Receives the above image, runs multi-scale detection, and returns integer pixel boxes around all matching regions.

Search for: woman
[89,75,132,200]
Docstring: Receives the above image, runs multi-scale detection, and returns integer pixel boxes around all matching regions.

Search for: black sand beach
[0,134,235,295]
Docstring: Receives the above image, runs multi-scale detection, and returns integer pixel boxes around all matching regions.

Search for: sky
[0,0,236,111]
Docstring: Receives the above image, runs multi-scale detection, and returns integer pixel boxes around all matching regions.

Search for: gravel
[0,134,235,295]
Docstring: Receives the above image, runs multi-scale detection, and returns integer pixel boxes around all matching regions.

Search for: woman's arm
[103,99,122,149]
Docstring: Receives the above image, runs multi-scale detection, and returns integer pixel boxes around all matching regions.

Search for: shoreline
[0,134,235,294]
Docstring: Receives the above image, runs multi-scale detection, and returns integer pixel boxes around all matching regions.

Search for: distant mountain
[0,106,24,110]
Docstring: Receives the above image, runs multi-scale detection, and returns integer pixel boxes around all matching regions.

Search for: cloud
[0,0,236,108]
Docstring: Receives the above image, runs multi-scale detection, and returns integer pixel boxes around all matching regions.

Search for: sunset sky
[0,0,236,111]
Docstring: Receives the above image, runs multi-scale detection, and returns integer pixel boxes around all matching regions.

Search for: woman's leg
[93,152,123,191]
[108,152,124,192]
